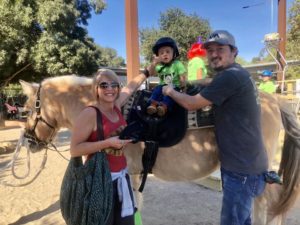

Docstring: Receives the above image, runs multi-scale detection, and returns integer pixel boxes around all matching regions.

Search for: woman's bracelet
[142,68,150,78]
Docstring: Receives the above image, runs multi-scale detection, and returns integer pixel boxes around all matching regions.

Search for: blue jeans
[220,168,266,225]
[149,85,179,109]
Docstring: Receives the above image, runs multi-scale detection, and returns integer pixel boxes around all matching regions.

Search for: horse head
[19,75,95,152]
[20,80,59,152]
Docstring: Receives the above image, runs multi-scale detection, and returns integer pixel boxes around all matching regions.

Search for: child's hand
[147,55,160,77]
[152,55,161,65]
[162,84,174,96]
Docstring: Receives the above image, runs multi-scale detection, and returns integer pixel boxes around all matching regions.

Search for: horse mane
[38,75,95,129]
[41,75,93,89]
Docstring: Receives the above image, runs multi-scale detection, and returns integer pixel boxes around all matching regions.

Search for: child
[258,70,276,94]
[187,37,207,82]
[147,37,186,117]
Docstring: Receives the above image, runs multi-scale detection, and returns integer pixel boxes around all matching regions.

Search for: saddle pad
[187,107,214,129]
[186,84,215,129]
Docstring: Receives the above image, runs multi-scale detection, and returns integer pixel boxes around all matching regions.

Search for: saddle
[120,90,188,147]
[120,86,215,146]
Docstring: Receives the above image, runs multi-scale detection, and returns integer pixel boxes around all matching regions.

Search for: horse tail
[273,99,300,215]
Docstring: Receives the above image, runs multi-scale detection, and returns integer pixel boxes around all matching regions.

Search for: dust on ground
[0,122,299,225]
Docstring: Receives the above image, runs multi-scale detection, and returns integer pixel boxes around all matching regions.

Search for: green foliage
[286,0,300,79]
[32,32,101,75]
[250,0,300,80]
[97,47,125,67]
[236,56,249,66]
[288,0,300,42]
[0,0,124,86]
[2,84,23,97]
[0,0,38,82]
[140,8,211,64]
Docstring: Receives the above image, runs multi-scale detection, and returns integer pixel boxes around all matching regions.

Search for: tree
[0,0,125,126]
[236,56,249,66]
[0,0,124,86]
[98,47,125,67]
[250,0,300,79]
[286,0,300,79]
[140,8,211,63]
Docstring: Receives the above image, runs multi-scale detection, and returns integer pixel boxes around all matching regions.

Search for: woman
[70,69,148,225]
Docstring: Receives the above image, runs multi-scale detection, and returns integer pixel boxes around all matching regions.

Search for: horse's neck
[45,85,94,130]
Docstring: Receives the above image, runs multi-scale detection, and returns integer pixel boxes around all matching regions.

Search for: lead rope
[0,130,47,187]
[0,130,68,187]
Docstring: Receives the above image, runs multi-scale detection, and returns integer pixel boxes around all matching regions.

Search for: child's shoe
[157,104,167,117]
[147,104,157,115]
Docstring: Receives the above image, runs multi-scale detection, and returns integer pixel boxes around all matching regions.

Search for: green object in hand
[135,210,143,225]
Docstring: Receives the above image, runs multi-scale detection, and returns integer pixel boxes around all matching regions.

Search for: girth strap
[139,140,159,192]
[138,118,160,192]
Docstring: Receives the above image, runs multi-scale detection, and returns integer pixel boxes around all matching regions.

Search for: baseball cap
[203,30,237,49]
[261,70,273,77]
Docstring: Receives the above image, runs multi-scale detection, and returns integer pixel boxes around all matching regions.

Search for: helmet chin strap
[157,59,174,74]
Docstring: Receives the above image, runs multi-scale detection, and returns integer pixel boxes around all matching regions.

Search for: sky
[87,0,294,63]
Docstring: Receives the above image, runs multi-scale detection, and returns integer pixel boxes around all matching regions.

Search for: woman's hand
[105,136,132,150]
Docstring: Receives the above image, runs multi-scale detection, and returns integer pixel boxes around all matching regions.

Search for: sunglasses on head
[98,82,120,89]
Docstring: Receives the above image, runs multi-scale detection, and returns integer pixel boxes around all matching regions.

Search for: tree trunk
[0,94,5,128]
[0,112,5,128]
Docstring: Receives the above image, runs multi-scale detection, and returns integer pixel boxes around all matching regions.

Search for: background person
[163,30,268,225]
[69,69,148,225]
[258,70,276,94]
[147,37,186,117]
[187,37,207,82]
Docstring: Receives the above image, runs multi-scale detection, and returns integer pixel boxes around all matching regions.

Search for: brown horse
[19,75,300,225]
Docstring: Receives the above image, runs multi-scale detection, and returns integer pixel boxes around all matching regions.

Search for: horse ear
[19,80,39,97]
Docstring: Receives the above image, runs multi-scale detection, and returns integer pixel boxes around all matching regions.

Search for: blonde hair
[92,69,121,100]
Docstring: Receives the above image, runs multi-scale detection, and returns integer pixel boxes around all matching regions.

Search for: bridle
[0,84,69,187]
[24,84,56,148]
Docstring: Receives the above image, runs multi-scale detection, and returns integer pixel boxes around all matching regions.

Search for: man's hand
[162,84,174,96]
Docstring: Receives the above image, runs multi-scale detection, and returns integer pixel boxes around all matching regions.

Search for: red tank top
[87,106,127,172]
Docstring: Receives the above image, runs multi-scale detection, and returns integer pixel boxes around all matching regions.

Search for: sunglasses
[98,82,120,89]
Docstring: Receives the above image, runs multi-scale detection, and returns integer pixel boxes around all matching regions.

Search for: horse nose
[28,140,44,153]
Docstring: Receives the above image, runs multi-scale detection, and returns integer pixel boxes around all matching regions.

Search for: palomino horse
[19,75,300,225]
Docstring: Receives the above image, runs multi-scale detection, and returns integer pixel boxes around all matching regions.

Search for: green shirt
[258,81,276,94]
[187,57,207,81]
[155,60,186,87]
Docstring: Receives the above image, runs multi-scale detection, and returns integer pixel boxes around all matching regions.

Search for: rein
[0,130,47,187]
[24,84,56,146]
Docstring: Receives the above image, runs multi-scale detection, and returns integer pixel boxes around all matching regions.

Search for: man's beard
[209,58,224,71]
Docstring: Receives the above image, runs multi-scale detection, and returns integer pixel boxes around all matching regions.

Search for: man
[163,30,268,225]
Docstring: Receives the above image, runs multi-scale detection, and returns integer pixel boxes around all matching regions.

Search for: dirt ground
[0,121,300,225]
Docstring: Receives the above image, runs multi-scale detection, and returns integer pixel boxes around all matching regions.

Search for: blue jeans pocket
[246,174,266,197]
[221,169,247,192]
